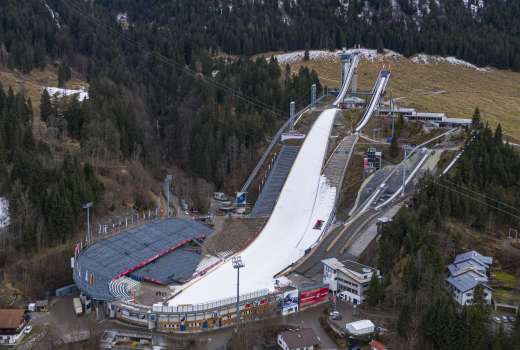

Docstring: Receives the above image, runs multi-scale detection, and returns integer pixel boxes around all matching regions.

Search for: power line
[63,0,288,117]
[438,178,520,215]
[432,180,520,221]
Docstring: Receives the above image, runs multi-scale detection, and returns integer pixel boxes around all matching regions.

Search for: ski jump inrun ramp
[168,108,339,306]
[167,52,368,307]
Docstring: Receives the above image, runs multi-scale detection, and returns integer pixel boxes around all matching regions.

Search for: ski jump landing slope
[168,109,337,306]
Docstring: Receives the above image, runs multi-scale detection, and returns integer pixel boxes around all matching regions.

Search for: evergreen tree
[389,136,399,158]
[40,89,52,123]
[57,63,71,88]
[472,107,482,129]
[366,273,384,306]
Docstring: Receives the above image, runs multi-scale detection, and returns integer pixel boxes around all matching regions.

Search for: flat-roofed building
[322,258,380,305]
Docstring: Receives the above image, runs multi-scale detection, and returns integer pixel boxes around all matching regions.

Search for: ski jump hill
[168,108,338,306]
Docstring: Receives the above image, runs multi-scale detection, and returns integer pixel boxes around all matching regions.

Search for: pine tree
[389,136,399,158]
[57,63,71,88]
[366,273,383,306]
[40,89,52,123]
[472,107,482,129]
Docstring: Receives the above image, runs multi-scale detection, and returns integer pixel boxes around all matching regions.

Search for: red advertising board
[299,286,329,309]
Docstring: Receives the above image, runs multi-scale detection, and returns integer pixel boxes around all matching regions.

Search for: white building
[322,258,380,305]
[446,251,493,306]
[277,328,320,350]
[345,319,375,336]
[0,309,27,345]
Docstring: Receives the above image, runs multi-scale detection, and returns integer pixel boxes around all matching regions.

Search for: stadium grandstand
[73,218,213,301]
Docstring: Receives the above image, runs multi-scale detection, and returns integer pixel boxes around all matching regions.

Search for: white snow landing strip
[168,109,338,306]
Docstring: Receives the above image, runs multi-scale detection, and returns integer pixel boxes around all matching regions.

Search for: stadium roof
[73,218,213,300]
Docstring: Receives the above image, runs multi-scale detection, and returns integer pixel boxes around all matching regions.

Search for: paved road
[294,210,377,279]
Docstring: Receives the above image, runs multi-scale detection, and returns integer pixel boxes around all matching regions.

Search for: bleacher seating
[73,218,213,300]
[250,146,300,217]
[109,277,140,301]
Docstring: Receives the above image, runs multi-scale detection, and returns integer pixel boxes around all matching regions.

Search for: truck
[73,297,83,316]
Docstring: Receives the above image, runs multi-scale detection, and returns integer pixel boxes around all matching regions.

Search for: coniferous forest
[372,117,520,349]
[1,1,520,347]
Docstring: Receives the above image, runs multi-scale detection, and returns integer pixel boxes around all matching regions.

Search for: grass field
[0,66,88,137]
[287,55,520,141]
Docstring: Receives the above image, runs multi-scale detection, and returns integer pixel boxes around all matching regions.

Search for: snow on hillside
[270,47,489,72]
[45,87,89,101]
[411,54,490,72]
[0,197,9,229]
[271,48,401,64]
[43,0,61,28]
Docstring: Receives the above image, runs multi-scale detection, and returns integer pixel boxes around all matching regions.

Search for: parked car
[501,316,509,323]
[24,325,32,334]
[508,316,516,323]
[329,311,342,320]
[493,316,502,324]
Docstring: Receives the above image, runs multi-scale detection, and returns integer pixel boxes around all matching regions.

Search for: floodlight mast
[83,202,93,245]
[232,256,245,331]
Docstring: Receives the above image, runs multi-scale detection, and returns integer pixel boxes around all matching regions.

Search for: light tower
[310,84,317,106]
[165,174,173,217]
[401,145,411,197]
[289,101,296,131]
[232,256,245,330]
[83,202,93,244]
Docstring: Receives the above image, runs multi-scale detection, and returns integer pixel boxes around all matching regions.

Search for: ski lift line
[432,181,520,221]
[63,1,287,117]
[438,178,520,214]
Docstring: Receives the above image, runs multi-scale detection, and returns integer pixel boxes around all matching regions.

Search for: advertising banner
[299,286,329,309]
[282,289,299,315]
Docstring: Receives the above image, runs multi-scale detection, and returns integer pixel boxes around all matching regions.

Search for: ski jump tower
[339,48,358,94]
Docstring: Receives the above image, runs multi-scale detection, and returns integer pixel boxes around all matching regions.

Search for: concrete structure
[322,258,380,305]
[345,319,375,336]
[446,251,493,305]
[0,309,27,345]
[277,328,320,350]
[378,107,471,127]
[365,147,382,172]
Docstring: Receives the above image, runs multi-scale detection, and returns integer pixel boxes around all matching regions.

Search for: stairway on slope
[250,145,300,217]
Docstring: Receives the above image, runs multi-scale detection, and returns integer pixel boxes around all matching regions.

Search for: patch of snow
[462,0,484,17]
[116,12,130,30]
[42,0,61,29]
[0,197,9,229]
[270,48,402,64]
[411,53,490,72]
[45,87,90,101]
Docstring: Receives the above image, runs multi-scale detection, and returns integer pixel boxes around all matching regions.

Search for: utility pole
[83,202,93,245]
[310,84,317,106]
[165,175,173,217]
[390,90,395,139]
[232,256,245,331]
[401,145,410,197]
[289,101,295,131]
